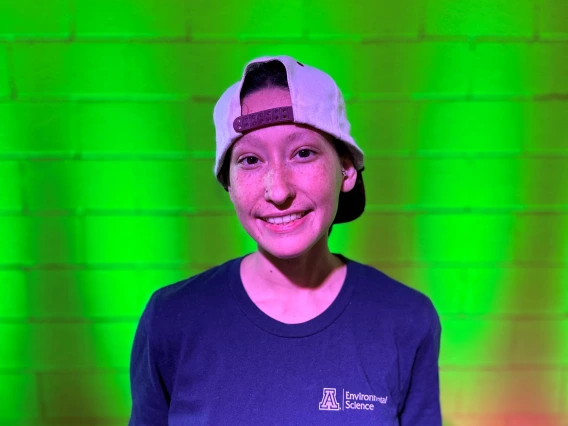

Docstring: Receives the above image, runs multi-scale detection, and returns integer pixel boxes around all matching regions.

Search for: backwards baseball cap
[213,55,366,224]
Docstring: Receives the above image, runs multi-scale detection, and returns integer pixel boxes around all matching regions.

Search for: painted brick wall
[0,1,567,425]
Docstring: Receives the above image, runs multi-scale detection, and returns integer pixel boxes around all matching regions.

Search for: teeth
[265,212,305,225]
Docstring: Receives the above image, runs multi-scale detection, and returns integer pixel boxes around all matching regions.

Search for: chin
[259,244,310,260]
[260,247,312,261]
[255,233,327,260]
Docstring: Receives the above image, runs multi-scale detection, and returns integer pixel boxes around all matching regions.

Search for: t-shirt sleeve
[129,293,170,426]
[399,300,442,426]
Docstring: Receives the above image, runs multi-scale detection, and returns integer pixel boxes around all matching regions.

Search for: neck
[245,237,344,291]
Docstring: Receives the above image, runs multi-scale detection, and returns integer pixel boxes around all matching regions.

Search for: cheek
[229,173,258,210]
[306,162,342,199]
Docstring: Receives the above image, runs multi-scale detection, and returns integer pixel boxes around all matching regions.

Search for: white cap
[213,55,365,180]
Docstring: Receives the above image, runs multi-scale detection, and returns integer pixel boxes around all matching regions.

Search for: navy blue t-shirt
[129,256,442,425]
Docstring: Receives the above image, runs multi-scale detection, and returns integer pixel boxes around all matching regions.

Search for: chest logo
[319,387,389,412]
[318,388,341,411]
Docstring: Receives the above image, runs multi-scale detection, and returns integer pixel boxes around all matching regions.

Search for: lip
[260,210,309,220]
[258,211,311,233]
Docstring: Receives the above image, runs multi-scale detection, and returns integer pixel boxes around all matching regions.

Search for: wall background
[0,0,567,425]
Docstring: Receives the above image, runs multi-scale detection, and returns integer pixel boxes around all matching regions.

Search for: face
[227,87,356,259]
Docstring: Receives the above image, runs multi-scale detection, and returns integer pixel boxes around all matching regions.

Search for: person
[129,55,442,425]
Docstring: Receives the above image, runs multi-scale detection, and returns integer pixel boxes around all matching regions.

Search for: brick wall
[0,0,567,425]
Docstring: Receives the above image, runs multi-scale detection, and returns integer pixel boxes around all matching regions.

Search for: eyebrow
[237,129,318,147]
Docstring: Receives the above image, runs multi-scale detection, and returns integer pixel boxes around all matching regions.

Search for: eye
[297,149,315,159]
[238,156,259,165]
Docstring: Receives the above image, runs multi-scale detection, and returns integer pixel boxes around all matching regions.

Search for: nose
[264,163,295,205]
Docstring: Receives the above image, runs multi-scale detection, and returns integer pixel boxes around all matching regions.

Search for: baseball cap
[213,55,366,224]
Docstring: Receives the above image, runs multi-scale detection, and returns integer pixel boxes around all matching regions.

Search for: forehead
[235,125,330,150]
[241,87,292,115]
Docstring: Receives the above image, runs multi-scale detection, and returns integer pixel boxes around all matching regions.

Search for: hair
[218,61,355,235]
[240,61,289,101]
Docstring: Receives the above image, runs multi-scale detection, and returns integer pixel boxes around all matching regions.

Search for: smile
[261,211,307,225]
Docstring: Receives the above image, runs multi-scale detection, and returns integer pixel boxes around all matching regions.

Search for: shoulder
[154,257,238,299]
[348,259,440,335]
[351,261,436,309]
[144,257,241,324]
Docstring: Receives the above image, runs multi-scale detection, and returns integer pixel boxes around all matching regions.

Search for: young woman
[129,56,442,425]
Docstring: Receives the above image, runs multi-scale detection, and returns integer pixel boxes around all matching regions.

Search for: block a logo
[319,388,341,411]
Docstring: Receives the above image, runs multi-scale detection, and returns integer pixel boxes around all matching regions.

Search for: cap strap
[233,106,294,133]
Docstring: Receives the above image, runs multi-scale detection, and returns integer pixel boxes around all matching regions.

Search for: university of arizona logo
[319,388,341,411]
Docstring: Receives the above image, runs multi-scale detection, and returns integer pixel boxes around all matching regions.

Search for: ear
[340,157,357,193]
